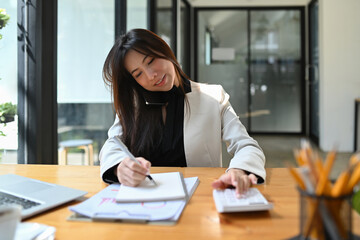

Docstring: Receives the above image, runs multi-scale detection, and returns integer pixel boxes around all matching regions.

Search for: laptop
[0,174,87,219]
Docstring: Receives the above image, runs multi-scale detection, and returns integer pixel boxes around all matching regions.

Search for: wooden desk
[1,165,359,240]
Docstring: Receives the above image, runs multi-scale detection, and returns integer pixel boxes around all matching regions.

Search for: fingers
[116,157,151,187]
[248,173,258,185]
[211,170,234,189]
[137,157,151,173]
[211,178,228,189]
[234,174,251,197]
[212,169,258,198]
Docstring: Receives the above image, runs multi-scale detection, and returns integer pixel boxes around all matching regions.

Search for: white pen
[113,136,157,185]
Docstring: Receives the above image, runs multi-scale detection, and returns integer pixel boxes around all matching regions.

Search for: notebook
[116,172,188,203]
[68,176,200,224]
[0,174,87,219]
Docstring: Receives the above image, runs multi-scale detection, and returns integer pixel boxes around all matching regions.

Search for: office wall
[319,0,360,151]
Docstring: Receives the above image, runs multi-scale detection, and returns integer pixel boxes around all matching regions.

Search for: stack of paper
[69,174,199,224]
[116,172,188,203]
[15,222,56,240]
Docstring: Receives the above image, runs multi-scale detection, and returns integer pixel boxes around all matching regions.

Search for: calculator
[213,188,273,213]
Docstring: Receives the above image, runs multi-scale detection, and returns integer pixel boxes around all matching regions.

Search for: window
[57,0,115,165]
[127,0,147,30]
[0,1,17,164]
[156,0,173,48]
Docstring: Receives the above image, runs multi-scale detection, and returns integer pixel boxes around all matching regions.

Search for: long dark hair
[103,28,190,158]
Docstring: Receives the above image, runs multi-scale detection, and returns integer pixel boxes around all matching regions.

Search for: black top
[148,79,191,167]
[103,79,192,183]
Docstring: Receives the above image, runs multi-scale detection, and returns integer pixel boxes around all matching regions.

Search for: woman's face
[124,49,179,92]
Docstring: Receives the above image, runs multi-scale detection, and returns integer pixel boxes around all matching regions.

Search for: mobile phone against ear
[141,88,168,106]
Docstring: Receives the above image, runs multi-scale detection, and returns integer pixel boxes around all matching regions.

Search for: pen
[113,136,157,186]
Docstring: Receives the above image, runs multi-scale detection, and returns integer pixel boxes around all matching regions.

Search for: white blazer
[99,81,266,182]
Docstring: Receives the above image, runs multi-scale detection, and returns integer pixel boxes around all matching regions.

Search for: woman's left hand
[211,169,258,197]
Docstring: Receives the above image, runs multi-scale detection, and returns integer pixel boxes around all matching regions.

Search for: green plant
[0,8,10,40]
[0,102,17,136]
[0,102,16,122]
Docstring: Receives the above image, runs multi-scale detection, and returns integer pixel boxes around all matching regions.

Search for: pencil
[304,150,336,238]
[294,149,306,166]
[346,161,360,194]
[113,136,157,186]
[315,155,332,196]
[315,150,336,196]
[331,170,350,197]
[286,164,306,190]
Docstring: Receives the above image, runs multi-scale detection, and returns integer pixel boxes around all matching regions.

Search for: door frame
[307,0,319,145]
[194,6,306,135]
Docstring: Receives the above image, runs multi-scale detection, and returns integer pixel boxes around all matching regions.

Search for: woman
[100,28,266,196]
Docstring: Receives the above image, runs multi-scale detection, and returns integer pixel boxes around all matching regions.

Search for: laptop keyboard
[0,191,41,209]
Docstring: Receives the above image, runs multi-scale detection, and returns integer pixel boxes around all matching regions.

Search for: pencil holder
[298,188,354,240]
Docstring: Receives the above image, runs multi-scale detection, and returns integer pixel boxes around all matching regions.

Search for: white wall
[319,0,360,151]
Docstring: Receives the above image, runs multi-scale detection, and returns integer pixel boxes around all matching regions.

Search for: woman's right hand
[114,157,151,187]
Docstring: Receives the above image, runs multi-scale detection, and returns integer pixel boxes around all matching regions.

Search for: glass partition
[197,9,303,133]
[250,10,302,132]
[197,10,249,127]
[57,0,115,165]
[156,0,173,48]
[127,0,147,30]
